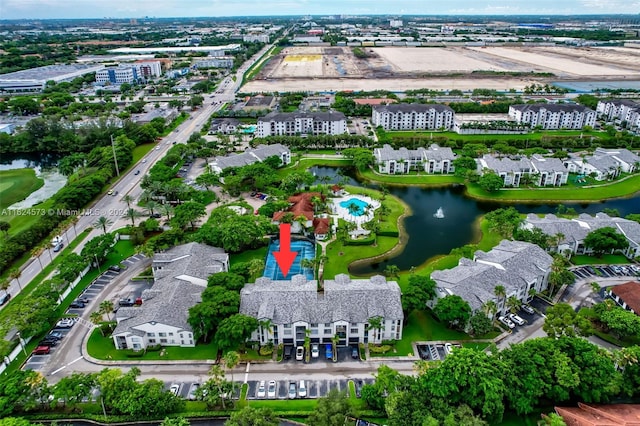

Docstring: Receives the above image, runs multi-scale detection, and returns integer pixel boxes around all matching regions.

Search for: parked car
[134,170,140,175]
[188,383,200,400]
[169,383,180,396]
[53,242,64,252]
[444,343,453,355]
[150,213,162,219]
[0,292,10,306]
[298,380,307,398]
[267,380,276,398]
[288,382,297,399]
[295,346,304,361]
[284,345,293,360]
[39,338,58,347]
[325,344,333,360]
[107,189,114,195]
[76,296,90,304]
[311,343,319,358]
[48,331,64,340]
[32,346,51,355]
[509,313,526,326]
[108,265,121,273]
[257,381,266,398]
[498,315,516,329]
[351,346,359,359]
[521,305,535,315]
[69,300,85,309]
[56,318,75,328]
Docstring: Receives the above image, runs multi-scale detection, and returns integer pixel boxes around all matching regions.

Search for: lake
[310,166,640,275]
[0,153,67,209]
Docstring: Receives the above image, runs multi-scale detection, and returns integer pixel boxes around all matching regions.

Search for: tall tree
[584,227,628,257]
[225,406,278,426]
[433,295,472,330]
[306,389,353,426]
[214,314,259,351]
[94,216,113,234]
[543,303,592,338]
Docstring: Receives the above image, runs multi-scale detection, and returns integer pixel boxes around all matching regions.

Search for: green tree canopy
[583,227,629,256]
[433,295,472,330]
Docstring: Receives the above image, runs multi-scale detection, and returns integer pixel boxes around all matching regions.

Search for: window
[168,333,174,336]
[180,334,183,339]
[148,333,155,337]
[284,329,292,336]
[159,332,167,337]
[324,328,332,334]
[148,339,156,344]
[189,340,193,345]
[351,322,358,327]
[350,328,358,334]
[160,339,168,343]
[310,323,318,327]
[284,324,291,329]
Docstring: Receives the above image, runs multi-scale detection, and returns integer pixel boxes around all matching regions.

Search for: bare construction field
[243,45,639,93]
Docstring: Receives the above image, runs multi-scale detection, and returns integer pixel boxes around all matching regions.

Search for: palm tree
[347,202,360,222]
[494,285,506,315]
[9,268,22,291]
[121,194,134,209]
[300,258,317,279]
[90,311,105,336]
[482,300,498,319]
[366,316,384,344]
[258,319,273,344]
[145,200,160,217]
[31,246,44,272]
[161,204,174,221]
[222,350,240,396]
[94,216,113,234]
[378,204,391,221]
[506,295,522,314]
[124,208,141,226]
[99,300,114,321]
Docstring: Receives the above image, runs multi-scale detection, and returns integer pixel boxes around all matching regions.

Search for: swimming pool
[339,198,369,216]
[263,239,315,280]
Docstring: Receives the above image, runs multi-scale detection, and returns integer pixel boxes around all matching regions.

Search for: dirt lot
[243,45,638,93]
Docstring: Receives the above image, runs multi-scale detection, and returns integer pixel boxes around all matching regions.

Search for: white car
[311,343,319,358]
[498,315,516,329]
[444,343,453,355]
[521,305,535,315]
[188,383,200,400]
[56,318,75,328]
[295,346,304,361]
[509,313,526,326]
[267,380,276,398]
[257,381,266,398]
[169,383,180,396]
[298,380,307,398]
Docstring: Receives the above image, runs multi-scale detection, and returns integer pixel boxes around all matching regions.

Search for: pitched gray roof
[478,154,532,173]
[258,111,346,122]
[374,144,424,162]
[431,240,552,311]
[511,103,593,114]
[530,154,568,173]
[373,103,454,114]
[594,148,640,167]
[210,143,289,171]
[424,144,456,162]
[240,274,403,324]
[114,243,228,335]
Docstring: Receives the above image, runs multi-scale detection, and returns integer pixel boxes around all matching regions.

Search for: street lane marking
[50,356,84,375]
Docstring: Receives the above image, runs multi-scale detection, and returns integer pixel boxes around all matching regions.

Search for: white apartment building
[477,154,569,187]
[596,99,640,129]
[194,58,234,68]
[96,61,162,85]
[371,104,455,130]
[257,111,347,137]
[112,243,229,350]
[563,147,640,181]
[508,104,596,130]
[374,144,456,174]
[431,240,553,317]
[240,274,404,347]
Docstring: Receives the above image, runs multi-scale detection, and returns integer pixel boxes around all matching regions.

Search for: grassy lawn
[132,143,155,164]
[323,186,407,278]
[230,246,268,266]
[243,45,283,85]
[382,129,604,142]
[0,168,44,210]
[248,399,318,411]
[87,328,219,360]
[358,169,463,186]
[278,157,352,176]
[571,254,631,265]
[390,310,470,356]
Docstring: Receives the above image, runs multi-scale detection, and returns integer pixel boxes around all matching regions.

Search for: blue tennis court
[263,239,315,280]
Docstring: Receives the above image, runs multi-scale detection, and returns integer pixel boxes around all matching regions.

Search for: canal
[310,166,640,275]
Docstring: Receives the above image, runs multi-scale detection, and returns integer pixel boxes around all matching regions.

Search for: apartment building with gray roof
[112,243,229,350]
[372,103,455,130]
[256,111,347,137]
[563,147,640,181]
[240,274,403,347]
[522,213,640,258]
[509,103,596,130]
[208,143,291,174]
[431,240,553,316]
[374,143,455,174]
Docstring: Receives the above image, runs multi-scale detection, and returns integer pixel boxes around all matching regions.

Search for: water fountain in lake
[433,207,444,219]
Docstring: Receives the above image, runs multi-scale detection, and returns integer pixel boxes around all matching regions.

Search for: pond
[1,153,67,209]
[310,166,640,275]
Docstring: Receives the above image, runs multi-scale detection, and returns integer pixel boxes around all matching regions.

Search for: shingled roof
[240,274,403,324]
[610,281,640,314]
[373,103,454,114]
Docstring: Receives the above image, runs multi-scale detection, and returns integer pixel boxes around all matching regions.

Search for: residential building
[423,144,456,174]
[96,61,162,85]
[521,213,640,258]
[608,281,640,315]
[194,58,234,69]
[374,144,425,174]
[209,118,241,134]
[243,95,276,112]
[240,274,404,347]
[563,148,640,181]
[243,34,270,43]
[257,111,347,137]
[0,64,105,93]
[112,243,229,350]
[508,104,596,130]
[596,99,640,129]
[477,155,532,187]
[371,104,455,130]
[555,403,640,426]
[530,154,569,186]
[431,240,553,316]
[208,143,291,174]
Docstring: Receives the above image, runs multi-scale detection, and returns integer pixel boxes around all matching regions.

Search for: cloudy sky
[1,0,638,20]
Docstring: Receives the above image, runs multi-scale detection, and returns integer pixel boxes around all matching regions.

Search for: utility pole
[110,134,120,177]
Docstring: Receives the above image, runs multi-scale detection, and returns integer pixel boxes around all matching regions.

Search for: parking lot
[571,264,640,281]
[280,345,359,364]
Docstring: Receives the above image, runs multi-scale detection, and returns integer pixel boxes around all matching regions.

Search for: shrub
[259,346,273,356]
[368,344,392,354]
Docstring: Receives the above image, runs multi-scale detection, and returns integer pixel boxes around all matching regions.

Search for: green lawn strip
[461,342,492,351]
[358,168,463,186]
[230,246,268,267]
[243,45,283,85]
[238,348,272,361]
[0,168,44,210]
[87,328,219,360]
[571,254,631,265]
[383,129,604,142]
[592,329,640,348]
[279,157,352,176]
[248,399,318,411]
[465,174,640,201]
[132,143,155,164]
[0,198,56,237]
[162,114,189,137]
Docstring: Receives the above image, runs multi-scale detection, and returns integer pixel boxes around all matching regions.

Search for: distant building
[371,104,455,130]
[563,147,640,181]
[240,274,404,347]
[508,104,596,130]
[257,111,347,137]
[374,144,455,174]
[209,118,241,134]
[208,143,291,174]
[112,243,229,350]
[96,61,161,85]
[431,240,553,316]
[243,95,276,112]
[389,19,404,28]
[0,64,105,93]
[194,58,234,69]
[596,99,640,129]
[243,34,270,43]
[131,108,178,125]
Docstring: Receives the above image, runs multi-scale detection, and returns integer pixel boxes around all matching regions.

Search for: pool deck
[330,194,380,229]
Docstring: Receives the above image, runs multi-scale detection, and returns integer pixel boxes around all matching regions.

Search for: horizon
[1,0,639,20]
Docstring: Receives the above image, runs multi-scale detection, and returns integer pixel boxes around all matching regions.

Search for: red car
[32,346,50,355]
